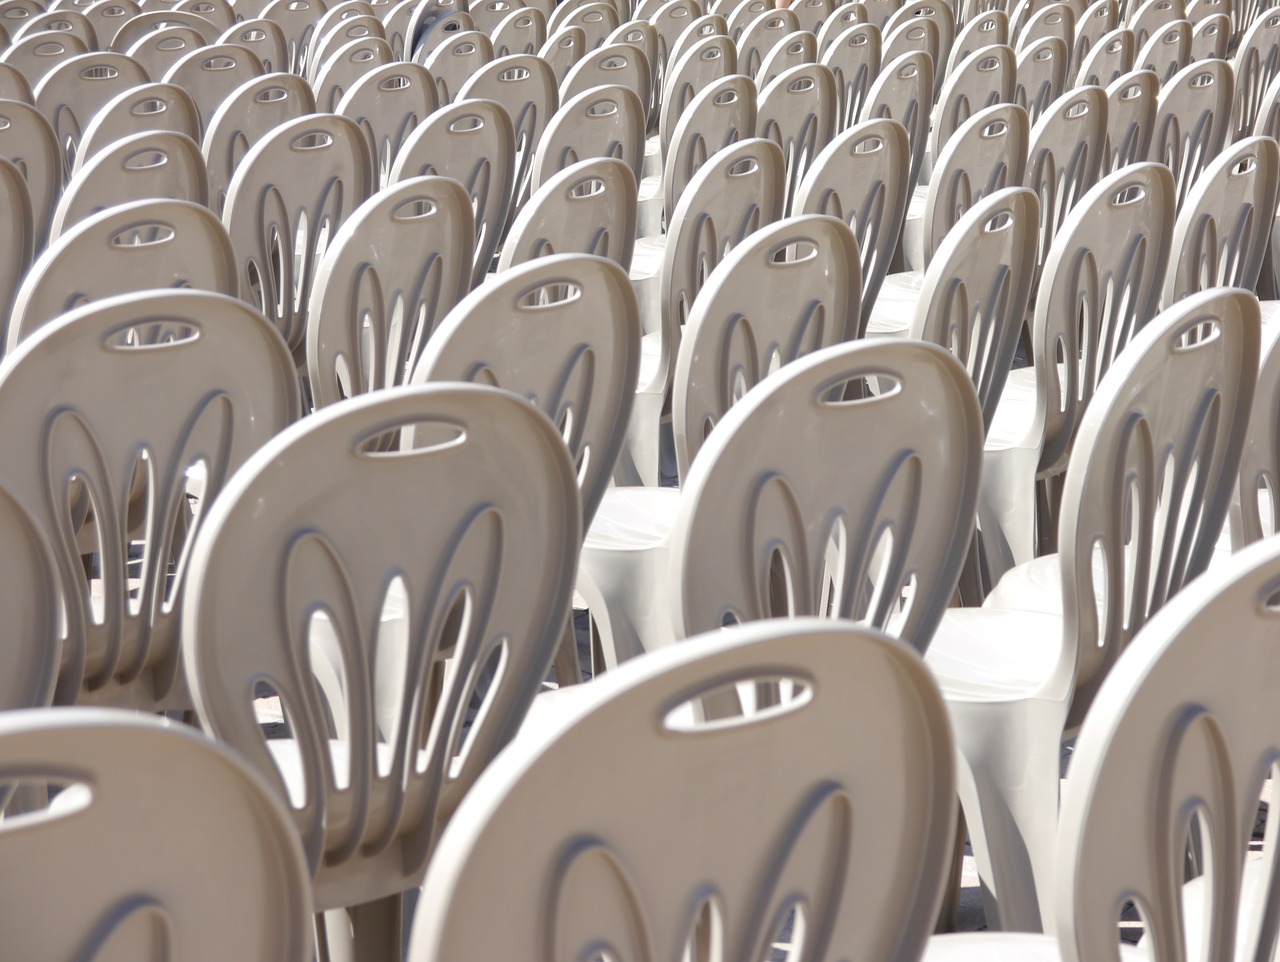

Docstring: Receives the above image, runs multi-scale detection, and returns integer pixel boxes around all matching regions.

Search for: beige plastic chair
[7,197,239,349]
[1165,135,1279,309]
[0,99,58,248]
[1103,67,1156,175]
[0,474,61,712]
[497,155,637,271]
[305,13,385,83]
[735,5,797,78]
[49,129,208,239]
[883,14,940,76]
[0,290,300,709]
[219,16,290,72]
[531,82,645,191]
[123,23,204,78]
[886,0,953,84]
[1230,323,1280,547]
[657,32,736,167]
[623,136,784,486]
[0,709,314,962]
[0,156,33,332]
[306,175,474,407]
[72,81,201,171]
[860,49,932,197]
[201,72,315,214]
[261,0,324,71]
[336,61,438,188]
[422,29,493,103]
[756,29,817,88]
[822,20,880,131]
[930,44,1016,164]
[81,0,139,53]
[606,18,660,121]
[409,619,957,962]
[411,252,640,528]
[1230,4,1280,138]
[180,0,231,30]
[925,286,1258,934]
[537,23,585,85]
[795,117,911,332]
[757,61,836,213]
[162,42,265,132]
[0,32,90,90]
[672,213,862,478]
[0,61,34,103]
[312,36,394,112]
[1071,0,1116,76]
[380,0,420,57]
[816,0,868,53]
[552,0,619,48]
[1150,58,1233,210]
[560,39,651,104]
[927,532,1280,959]
[223,112,374,358]
[1015,35,1068,125]
[1076,23,1131,85]
[1134,17,1189,82]
[12,8,98,47]
[182,383,580,961]
[34,50,150,172]
[581,338,984,664]
[1189,9,1229,58]
[492,5,546,56]
[1017,0,1073,51]
[389,98,516,286]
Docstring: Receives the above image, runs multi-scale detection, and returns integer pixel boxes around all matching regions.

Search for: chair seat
[925,606,1064,702]
[1261,298,1280,325]
[267,736,400,797]
[985,374,1037,451]
[630,233,665,335]
[642,134,661,179]
[583,486,681,551]
[866,269,923,337]
[637,171,663,236]
[923,932,1064,959]
[983,554,1062,614]
[903,183,927,270]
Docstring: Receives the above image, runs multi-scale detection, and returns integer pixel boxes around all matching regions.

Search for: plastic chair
[821,20,880,131]
[672,213,862,478]
[1129,0,1184,48]
[0,32,89,90]
[411,252,639,528]
[927,532,1280,959]
[223,112,374,358]
[0,156,32,335]
[306,176,473,408]
[532,82,645,191]
[930,44,1016,165]
[657,33,736,163]
[1231,5,1280,138]
[1017,1,1073,52]
[7,198,239,349]
[162,42,265,132]
[757,61,836,211]
[12,8,97,48]
[816,0,868,53]
[985,163,1175,567]
[882,14,940,75]
[860,49,932,197]
[1165,135,1279,308]
[551,0,619,48]
[409,619,957,962]
[72,81,200,171]
[1135,17,1189,83]
[925,286,1257,933]
[305,13,385,82]
[497,155,637,271]
[337,61,438,188]
[949,8,1007,73]
[0,709,314,961]
[107,10,215,53]
[735,5,796,77]
[1103,67,1156,175]
[1076,23,1131,85]
[0,97,59,246]
[885,0,954,90]
[82,0,138,52]
[537,23,585,85]
[261,0,324,72]
[182,383,580,962]
[1229,320,1280,547]
[180,0,232,30]
[606,18,660,121]
[1189,10,1229,58]
[123,24,203,78]
[0,61,33,103]
[756,28,817,87]
[581,337,983,662]
[422,28,492,102]
[49,129,208,239]
[380,0,420,58]
[1070,0,1116,78]
[34,50,150,172]
[201,72,315,215]
[796,117,911,332]
[312,36,394,112]
[0,473,60,712]
[0,290,300,709]
[1014,37,1067,126]
[1150,57,1233,209]
[390,98,515,287]
[623,136,784,486]
[218,17,289,71]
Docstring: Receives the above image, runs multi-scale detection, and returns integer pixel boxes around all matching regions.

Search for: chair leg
[350,892,403,962]
[933,807,967,934]
[552,614,583,687]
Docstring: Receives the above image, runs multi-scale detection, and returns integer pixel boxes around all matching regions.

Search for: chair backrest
[736,5,797,78]
[531,82,645,190]
[860,49,931,196]
[182,383,580,909]
[923,102,1029,268]
[497,155,637,271]
[949,7,1007,72]
[1103,67,1156,175]
[1017,0,1073,50]
[33,51,150,173]
[201,72,316,214]
[0,709,314,962]
[49,129,209,240]
[1025,83,1106,276]
[0,31,88,92]
[1189,10,1229,58]
[1165,135,1280,307]
[882,15,940,77]
[411,253,639,526]
[930,43,1015,160]
[1230,4,1280,138]
[422,28,493,103]
[661,71,756,224]
[1150,57,1233,209]
[335,61,438,188]
[0,155,32,327]
[408,619,956,962]
[757,28,817,88]
[220,17,290,72]
[757,61,837,212]
[1129,0,1183,47]
[820,20,880,132]
[0,475,60,711]
[73,81,201,172]
[658,136,785,399]
[261,0,324,71]
[1077,23,1132,86]
[1028,162,1175,478]
[795,117,911,331]
[1135,17,1189,84]
[913,186,1040,428]
[0,290,300,709]
[1054,287,1257,727]
[8,197,239,350]
[538,23,586,85]
[163,42,265,132]
[1233,324,1280,547]
[306,14,386,84]
[659,33,736,158]
[306,175,475,408]
[390,98,515,287]
[1072,0,1116,79]
[0,96,60,246]
[670,338,984,651]
[312,36,395,113]
[223,112,374,355]
[1014,35,1068,125]
[673,213,861,478]
[561,39,651,104]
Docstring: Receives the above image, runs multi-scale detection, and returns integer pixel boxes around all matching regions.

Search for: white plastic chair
[1015,36,1069,125]
[929,43,1016,165]
[1071,0,1116,78]
[580,337,984,663]
[0,709,314,962]
[306,176,475,407]
[0,475,61,712]
[1150,57,1233,209]
[1,33,90,92]
[757,61,837,211]
[162,43,265,130]
[736,5,796,77]
[0,289,301,709]
[73,81,201,172]
[1230,4,1280,138]
[533,83,645,193]
[0,156,33,330]
[422,28,493,103]
[33,50,150,172]
[183,383,581,961]
[927,531,1280,959]
[1135,17,1189,82]
[925,286,1258,933]
[336,61,438,189]
[560,39,651,104]
[1103,67,1157,175]
[0,97,60,246]
[409,619,956,962]
[219,17,290,72]
[1076,23,1132,85]
[860,49,932,197]
[821,20,880,131]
